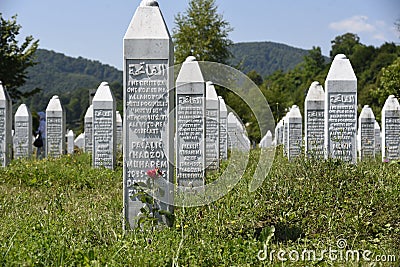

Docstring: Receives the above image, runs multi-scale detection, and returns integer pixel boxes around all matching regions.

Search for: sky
[2,0,399,70]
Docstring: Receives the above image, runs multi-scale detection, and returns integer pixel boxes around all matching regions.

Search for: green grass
[0,150,399,266]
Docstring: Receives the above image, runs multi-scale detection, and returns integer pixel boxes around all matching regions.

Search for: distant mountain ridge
[229,41,313,77]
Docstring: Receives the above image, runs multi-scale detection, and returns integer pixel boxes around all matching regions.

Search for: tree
[374,57,400,105]
[302,46,326,77]
[173,0,233,64]
[247,70,263,86]
[0,14,39,100]
[330,33,360,60]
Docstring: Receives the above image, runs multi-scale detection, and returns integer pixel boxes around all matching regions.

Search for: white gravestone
[0,82,12,166]
[305,81,324,158]
[324,54,357,163]
[227,112,238,150]
[74,133,85,149]
[14,104,32,159]
[46,95,65,157]
[218,96,228,160]
[374,121,381,155]
[84,104,93,153]
[287,105,302,161]
[205,81,220,170]
[116,111,123,152]
[123,0,175,228]
[176,56,205,187]
[261,130,272,148]
[274,119,283,146]
[282,112,290,157]
[92,82,116,169]
[67,130,75,154]
[358,105,375,160]
[381,95,400,162]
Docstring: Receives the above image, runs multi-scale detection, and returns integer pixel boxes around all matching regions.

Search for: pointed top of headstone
[116,111,123,123]
[206,81,218,100]
[383,95,400,111]
[288,105,302,118]
[15,104,30,117]
[124,0,169,40]
[360,105,375,119]
[374,120,380,130]
[85,104,93,118]
[266,130,272,137]
[140,0,159,7]
[93,82,115,102]
[305,81,324,101]
[218,96,227,112]
[0,81,10,102]
[326,53,357,81]
[227,112,236,123]
[67,130,74,137]
[176,56,204,83]
[46,95,63,111]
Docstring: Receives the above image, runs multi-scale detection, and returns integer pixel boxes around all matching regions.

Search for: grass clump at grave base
[0,149,399,266]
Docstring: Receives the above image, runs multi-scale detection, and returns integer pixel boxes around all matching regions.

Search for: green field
[0,150,399,266]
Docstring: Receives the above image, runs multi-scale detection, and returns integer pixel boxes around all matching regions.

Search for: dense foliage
[0,14,39,100]
[0,150,398,266]
[173,0,233,64]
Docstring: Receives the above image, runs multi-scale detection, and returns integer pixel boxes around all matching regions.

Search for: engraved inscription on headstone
[358,105,375,160]
[381,95,400,161]
[374,121,381,155]
[46,95,65,157]
[176,56,205,187]
[287,105,302,160]
[14,104,32,159]
[227,112,237,150]
[92,82,116,170]
[123,0,174,229]
[218,96,228,160]
[324,54,357,163]
[305,81,324,158]
[0,82,12,166]
[84,104,93,153]
[205,81,220,170]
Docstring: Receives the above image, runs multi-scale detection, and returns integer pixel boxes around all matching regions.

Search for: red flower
[147,168,162,179]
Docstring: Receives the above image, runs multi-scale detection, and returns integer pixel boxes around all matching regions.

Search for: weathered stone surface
[14,104,32,159]
[305,81,324,158]
[218,96,228,160]
[287,105,302,161]
[46,95,65,157]
[84,105,93,153]
[358,105,375,160]
[324,54,357,163]
[92,82,116,169]
[205,81,220,170]
[123,0,175,229]
[381,95,400,161]
[176,56,205,187]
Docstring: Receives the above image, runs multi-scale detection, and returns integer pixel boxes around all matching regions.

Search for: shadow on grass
[255,222,304,243]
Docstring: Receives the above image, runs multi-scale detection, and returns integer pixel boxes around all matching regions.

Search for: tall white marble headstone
[46,95,65,157]
[283,112,290,157]
[305,81,324,158]
[205,81,220,170]
[381,95,400,162]
[227,112,237,150]
[274,119,283,146]
[358,105,375,160]
[0,82,12,166]
[176,56,205,187]
[116,111,123,152]
[265,130,273,148]
[84,104,93,153]
[92,82,116,169]
[14,104,32,159]
[67,130,75,154]
[374,121,381,155]
[324,54,357,163]
[74,133,85,150]
[218,96,228,160]
[287,105,302,161]
[123,0,175,228]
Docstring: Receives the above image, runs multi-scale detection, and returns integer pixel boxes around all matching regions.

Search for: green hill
[19,43,308,131]
[229,41,315,77]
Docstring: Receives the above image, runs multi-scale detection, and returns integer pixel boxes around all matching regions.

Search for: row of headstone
[270,54,400,163]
